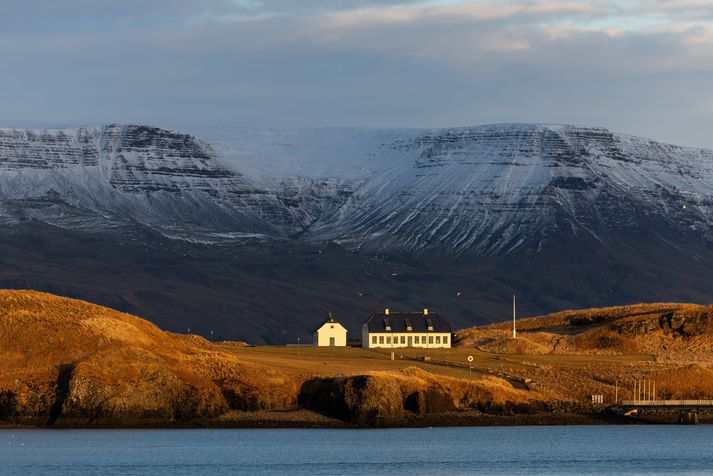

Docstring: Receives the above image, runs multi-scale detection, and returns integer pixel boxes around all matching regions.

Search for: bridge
[614,400,713,410]
[609,400,713,424]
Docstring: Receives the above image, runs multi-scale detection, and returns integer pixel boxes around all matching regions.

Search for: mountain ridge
[3,122,713,252]
[1,122,713,342]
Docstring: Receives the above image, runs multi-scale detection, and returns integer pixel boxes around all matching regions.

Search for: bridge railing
[619,400,713,406]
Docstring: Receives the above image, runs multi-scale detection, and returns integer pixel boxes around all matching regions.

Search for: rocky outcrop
[219,379,298,412]
[0,128,100,169]
[0,290,301,426]
[612,310,713,337]
[298,368,542,426]
[298,375,404,425]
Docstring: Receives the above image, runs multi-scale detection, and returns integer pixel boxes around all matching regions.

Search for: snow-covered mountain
[3,122,712,257]
[293,124,713,256]
[0,124,356,241]
[182,124,713,256]
[2,121,713,342]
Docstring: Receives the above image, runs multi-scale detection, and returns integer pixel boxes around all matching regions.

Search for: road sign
[467,355,473,362]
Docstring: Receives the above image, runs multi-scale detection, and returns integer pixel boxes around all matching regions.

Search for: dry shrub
[457,302,713,356]
[371,367,550,412]
[0,290,300,423]
[653,365,713,400]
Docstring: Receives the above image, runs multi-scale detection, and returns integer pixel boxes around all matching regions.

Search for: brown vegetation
[298,367,555,425]
[454,303,713,416]
[5,294,713,427]
[0,290,563,427]
[0,290,300,426]
[456,302,713,356]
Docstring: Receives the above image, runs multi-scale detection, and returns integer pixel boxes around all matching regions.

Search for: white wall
[314,322,348,346]
[362,332,451,348]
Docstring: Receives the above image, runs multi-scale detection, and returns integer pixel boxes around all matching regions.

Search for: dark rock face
[299,376,404,425]
[403,387,458,415]
[219,380,297,412]
[297,372,529,425]
[0,128,100,169]
[101,124,237,193]
[612,310,713,337]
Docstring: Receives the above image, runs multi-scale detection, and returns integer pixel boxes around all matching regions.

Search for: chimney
[385,308,390,315]
[423,308,429,315]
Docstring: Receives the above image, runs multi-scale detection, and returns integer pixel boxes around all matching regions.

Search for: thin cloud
[0,1,712,148]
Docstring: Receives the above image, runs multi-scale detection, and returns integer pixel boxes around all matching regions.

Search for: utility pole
[615,380,618,404]
[512,294,517,339]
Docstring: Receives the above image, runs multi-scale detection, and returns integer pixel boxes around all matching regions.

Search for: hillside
[4,292,713,427]
[0,290,301,426]
[456,303,713,358]
[0,290,560,427]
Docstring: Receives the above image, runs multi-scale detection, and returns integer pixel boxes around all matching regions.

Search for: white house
[313,313,348,347]
[362,308,452,349]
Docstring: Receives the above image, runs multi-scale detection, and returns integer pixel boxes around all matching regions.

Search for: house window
[443,335,448,345]
[414,336,420,344]
[429,336,434,344]
[401,336,406,344]
[436,336,441,344]
[379,336,384,344]
[386,336,391,344]
[372,335,377,344]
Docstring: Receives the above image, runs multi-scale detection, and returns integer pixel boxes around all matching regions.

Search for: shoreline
[0,409,698,429]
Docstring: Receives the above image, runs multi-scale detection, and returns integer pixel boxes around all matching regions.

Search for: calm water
[1,426,713,475]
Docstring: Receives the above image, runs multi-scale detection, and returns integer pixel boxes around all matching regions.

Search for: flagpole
[512,294,517,339]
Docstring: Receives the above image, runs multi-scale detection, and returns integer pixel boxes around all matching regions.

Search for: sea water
[1,426,712,475]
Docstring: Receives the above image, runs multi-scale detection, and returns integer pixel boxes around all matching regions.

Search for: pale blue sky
[2,0,713,147]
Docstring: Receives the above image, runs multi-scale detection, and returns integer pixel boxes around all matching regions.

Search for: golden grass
[6,291,713,421]
[456,302,713,356]
[1,290,548,422]
[0,290,304,418]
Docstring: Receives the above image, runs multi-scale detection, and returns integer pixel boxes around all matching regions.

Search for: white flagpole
[512,294,517,339]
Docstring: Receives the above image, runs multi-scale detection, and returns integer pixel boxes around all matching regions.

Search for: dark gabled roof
[311,314,346,334]
[364,311,451,333]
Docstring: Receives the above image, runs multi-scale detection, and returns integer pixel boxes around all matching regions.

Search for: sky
[1,0,713,147]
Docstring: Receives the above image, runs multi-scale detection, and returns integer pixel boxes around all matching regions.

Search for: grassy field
[222,344,655,383]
